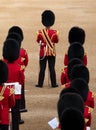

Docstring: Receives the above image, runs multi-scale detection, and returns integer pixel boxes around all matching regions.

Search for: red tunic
[84,106,92,127]
[16,48,28,72]
[64,53,87,66]
[63,83,94,109]
[60,67,70,85]
[4,60,24,100]
[84,91,94,108]
[0,85,15,125]
[36,29,59,57]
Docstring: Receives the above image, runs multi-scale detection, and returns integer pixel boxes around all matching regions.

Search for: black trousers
[37,56,57,87]
[0,125,8,130]
[11,99,20,130]
[20,84,26,110]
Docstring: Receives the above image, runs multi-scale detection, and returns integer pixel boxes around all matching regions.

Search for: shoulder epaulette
[21,57,25,62]
[85,118,89,123]
[10,88,15,95]
[92,92,96,97]
[88,106,93,113]
[21,65,25,70]
[0,86,6,101]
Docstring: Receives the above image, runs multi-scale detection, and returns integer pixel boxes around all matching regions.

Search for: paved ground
[0,0,96,130]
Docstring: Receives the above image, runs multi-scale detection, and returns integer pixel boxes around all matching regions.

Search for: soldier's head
[68,26,85,45]
[6,32,22,48]
[68,42,84,61]
[60,107,85,130]
[70,64,89,83]
[41,10,55,27]
[8,26,24,41]
[67,58,83,80]
[57,92,84,120]
[3,39,20,63]
[70,78,89,101]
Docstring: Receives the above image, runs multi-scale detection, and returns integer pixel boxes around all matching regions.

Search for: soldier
[64,26,87,66]
[7,26,28,113]
[60,107,85,130]
[0,60,15,130]
[7,26,29,124]
[61,42,84,85]
[57,92,85,129]
[35,10,59,88]
[3,39,24,130]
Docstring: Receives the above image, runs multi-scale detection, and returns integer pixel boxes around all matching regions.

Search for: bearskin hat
[60,107,85,130]
[70,64,89,83]
[3,39,20,62]
[70,78,89,101]
[0,60,8,84]
[68,26,85,45]
[67,58,83,80]
[59,87,79,99]
[57,93,84,120]
[68,42,84,61]
[42,10,55,27]
[8,26,24,41]
[6,32,22,47]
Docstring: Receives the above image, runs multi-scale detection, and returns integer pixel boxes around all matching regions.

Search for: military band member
[64,26,87,66]
[7,27,28,114]
[0,60,15,130]
[36,10,59,88]
[61,42,84,85]
[57,92,85,129]
[3,39,24,130]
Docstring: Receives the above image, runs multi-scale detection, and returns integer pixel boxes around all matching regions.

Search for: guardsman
[35,10,59,88]
[0,60,15,130]
[64,26,87,66]
[3,39,24,130]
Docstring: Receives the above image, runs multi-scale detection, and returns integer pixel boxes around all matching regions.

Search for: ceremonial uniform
[57,92,85,130]
[84,106,92,127]
[16,48,28,71]
[60,67,70,85]
[0,60,15,130]
[64,26,87,66]
[3,39,23,130]
[36,10,59,87]
[57,106,92,130]
[84,91,94,108]
[36,28,59,87]
[16,47,28,112]
[0,85,15,130]
[64,53,87,66]
[6,27,29,122]
[61,58,83,85]
[4,61,24,130]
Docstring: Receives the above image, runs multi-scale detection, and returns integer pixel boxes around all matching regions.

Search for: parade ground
[0,0,96,130]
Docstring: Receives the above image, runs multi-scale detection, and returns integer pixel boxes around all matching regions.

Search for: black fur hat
[68,42,84,61]
[70,78,89,101]
[6,32,22,47]
[0,60,8,84]
[59,87,79,99]
[70,64,89,83]
[68,26,85,45]
[8,26,24,41]
[60,107,85,130]
[42,10,55,27]
[67,58,83,80]
[57,93,84,120]
[3,39,20,62]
